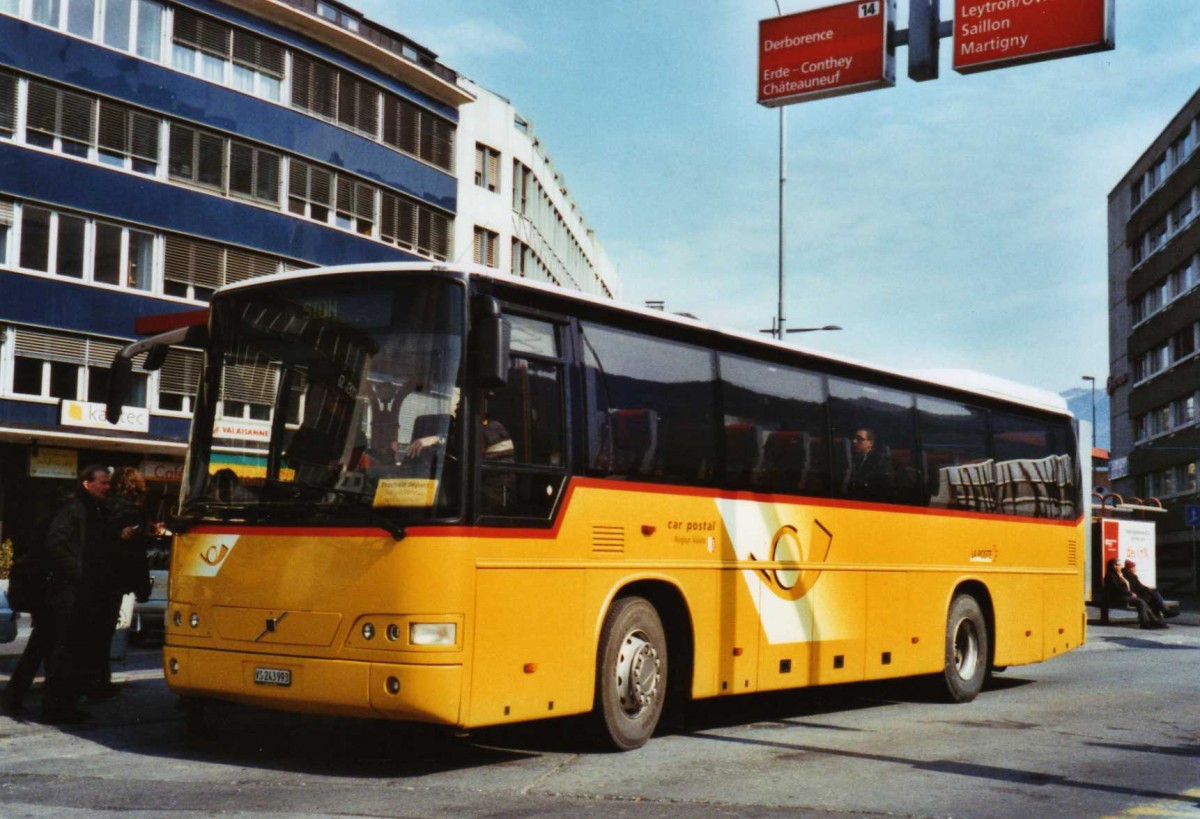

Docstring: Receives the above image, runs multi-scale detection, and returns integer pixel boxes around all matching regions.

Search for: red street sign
[758,0,895,108]
[953,0,1114,74]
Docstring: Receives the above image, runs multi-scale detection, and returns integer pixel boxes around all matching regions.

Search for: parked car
[0,583,18,644]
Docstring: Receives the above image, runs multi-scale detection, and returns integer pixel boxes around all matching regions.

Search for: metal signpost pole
[1082,375,1096,450]
[774,0,786,341]
[777,104,786,340]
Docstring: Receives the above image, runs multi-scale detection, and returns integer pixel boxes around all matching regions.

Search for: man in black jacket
[39,464,113,724]
[1124,560,1177,621]
[847,428,893,501]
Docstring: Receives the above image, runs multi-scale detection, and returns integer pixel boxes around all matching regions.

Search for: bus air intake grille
[1067,540,1077,567]
[592,524,625,555]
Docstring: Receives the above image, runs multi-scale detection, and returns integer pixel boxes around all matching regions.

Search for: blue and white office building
[0,0,473,534]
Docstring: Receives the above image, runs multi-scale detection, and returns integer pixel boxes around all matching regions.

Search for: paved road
[2,608,1198,818]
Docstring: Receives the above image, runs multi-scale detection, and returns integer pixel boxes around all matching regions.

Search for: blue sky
[359,0,1200,395]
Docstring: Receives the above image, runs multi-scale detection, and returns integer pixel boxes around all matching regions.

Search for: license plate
[254,667,291,687]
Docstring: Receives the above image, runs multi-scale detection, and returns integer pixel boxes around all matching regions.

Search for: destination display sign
[953,0,1113,74]
[758,0,895,107]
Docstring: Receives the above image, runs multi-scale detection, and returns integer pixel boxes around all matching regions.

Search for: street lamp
[1081,375,1096,451]
[787,325,842,334]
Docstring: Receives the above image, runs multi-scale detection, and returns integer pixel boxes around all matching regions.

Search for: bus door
[468,310,589,723]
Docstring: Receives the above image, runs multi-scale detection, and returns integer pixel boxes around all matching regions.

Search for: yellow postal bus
[114,263,1086,749]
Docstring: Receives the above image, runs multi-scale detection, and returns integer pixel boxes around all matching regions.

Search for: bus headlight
[410,622,456,646]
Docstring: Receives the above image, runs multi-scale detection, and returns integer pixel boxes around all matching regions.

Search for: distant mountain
[1061,387,1111,451]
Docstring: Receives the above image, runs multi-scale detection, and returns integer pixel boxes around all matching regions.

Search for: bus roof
[220,262,1070,417]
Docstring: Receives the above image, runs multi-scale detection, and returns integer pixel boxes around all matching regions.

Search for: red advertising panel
[954,0,1114,74]
[758,0,895,108]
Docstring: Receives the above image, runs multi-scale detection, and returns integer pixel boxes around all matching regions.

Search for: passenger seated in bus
[724,422,760,488]
[760,430,810,493]
[847,427,893,500]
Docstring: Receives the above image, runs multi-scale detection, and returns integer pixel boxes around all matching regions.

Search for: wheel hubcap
[953,618,980,680]
[615,629,660,716]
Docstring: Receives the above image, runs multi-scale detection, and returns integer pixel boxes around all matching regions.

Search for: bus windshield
[181,275,465,527]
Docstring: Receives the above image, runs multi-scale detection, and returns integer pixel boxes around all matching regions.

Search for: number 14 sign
[758,0,895,108]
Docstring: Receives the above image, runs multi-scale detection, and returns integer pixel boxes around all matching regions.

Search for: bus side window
[991,413,1077,519]
[917,396,991,511]
[719,354,829,496]
[581,322,716,486]
[829,378,919,505]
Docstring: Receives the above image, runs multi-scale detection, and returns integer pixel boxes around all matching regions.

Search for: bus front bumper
[162,645,463,725]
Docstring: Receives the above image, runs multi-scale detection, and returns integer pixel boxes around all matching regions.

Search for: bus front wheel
[940,594,988,703]
[594,596,667,751]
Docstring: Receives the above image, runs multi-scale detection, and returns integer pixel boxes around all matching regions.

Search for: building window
[287,159,334,222]
[379,191,415,250]
[97,99,159,175]
[511,238,525,277]
[290,52,342,124]
[0,71,16,139]
[0,200,11,264]
[475,143,500,192]
[162,234,282,302]
[1172,326,1196,361]
[512,160,530,213]
[172,9,284,101]
[1171,191,1194,231]
[381,93,454,172]
[163,234,222,301]
[26,80,94,158]
[168,122,226,190]
[228,142,281,205]
[20,0,164,60]
[473,226,498,267]
[6,328,148,406]
[132,0,163,60]
[315,1,361,32]
[19,206,52,272]
[12,0,457,171]
[230,28,284,101]
[91,221,154,290]
[336,73,378,136]
[335,176,375,236]
[157,347,201,412]
[379,191,451,261]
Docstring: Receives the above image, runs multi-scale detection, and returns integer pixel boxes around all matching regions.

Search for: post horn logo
[749,520,833,602]
[200,543,231,566]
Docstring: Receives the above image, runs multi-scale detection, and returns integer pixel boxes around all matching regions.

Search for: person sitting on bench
[1103,558,1166,630]
[1123,559,1178,621]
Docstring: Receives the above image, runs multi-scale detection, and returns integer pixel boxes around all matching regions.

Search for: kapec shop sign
[60,400,149,433]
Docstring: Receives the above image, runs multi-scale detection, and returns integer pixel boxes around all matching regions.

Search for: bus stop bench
[1091,598,1179,625]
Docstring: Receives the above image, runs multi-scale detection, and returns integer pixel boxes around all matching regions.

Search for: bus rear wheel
[940,594,988,703]
[594,596,667,751]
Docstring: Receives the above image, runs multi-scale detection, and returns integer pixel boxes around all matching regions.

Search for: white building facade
[453,78,621,300]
